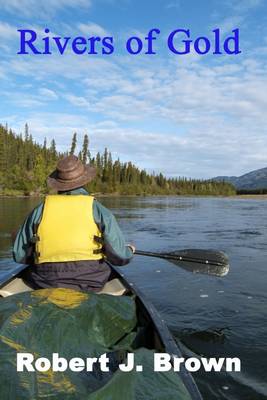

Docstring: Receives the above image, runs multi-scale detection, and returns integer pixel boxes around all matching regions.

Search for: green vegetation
[0,124,236,196]
[237,189,267,195]
[0,124,58,195]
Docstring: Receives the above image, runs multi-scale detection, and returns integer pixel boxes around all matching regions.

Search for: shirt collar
[58,188,89,195]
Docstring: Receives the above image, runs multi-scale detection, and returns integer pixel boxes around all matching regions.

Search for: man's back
[13,156,134,291]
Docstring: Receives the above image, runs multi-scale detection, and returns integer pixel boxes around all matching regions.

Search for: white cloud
[0,21,18,38]
[4,112,91,150]
[0,18,266,178]
[65,94,90,109]
[0,66,7,79]
[1,89,46,107]
[166,1,181,9]
[39,88,58,100]
[217,16,244,35]
[0,0,91,17]
[212,0,263,37]
[4,51,267,173]
[225,0,263,12]
[78,22,110,37]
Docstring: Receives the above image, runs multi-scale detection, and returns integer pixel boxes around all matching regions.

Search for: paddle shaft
[135,250,226,267]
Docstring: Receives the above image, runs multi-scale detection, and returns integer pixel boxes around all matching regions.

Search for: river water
[0,196,266,400]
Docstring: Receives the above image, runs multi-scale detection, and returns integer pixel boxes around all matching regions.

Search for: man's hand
[127,244,135,254]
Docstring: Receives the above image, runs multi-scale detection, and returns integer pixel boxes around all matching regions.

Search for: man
[13,155,135,292]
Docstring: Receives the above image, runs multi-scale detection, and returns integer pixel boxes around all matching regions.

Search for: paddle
[135,249,229,277]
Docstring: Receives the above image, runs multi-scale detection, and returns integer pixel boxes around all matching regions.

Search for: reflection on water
[0,195,267,400]
[0,197,41,258]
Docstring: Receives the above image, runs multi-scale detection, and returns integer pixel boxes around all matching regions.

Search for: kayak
[0,261,203,400]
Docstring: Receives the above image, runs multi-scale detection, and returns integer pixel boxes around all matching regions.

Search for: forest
[0,124,236,196]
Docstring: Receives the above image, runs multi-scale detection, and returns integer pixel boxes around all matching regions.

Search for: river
[0,196,266,400]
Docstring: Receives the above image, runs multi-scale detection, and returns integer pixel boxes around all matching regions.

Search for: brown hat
[47,155,96,191]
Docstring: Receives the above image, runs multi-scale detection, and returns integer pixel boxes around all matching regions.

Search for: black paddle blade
[135,249,230,277]
[166,249,229,277]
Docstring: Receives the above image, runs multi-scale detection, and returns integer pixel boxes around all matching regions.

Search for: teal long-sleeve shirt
[13,188,133,266]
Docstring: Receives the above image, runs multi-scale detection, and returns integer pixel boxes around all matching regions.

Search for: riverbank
[231,194,267,200]
[0,190,44,198]
[1,191,267,199]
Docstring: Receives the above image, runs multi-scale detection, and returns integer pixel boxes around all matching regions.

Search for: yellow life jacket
[35,195,103,264]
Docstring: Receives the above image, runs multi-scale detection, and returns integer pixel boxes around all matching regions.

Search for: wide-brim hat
[47,155,96,191]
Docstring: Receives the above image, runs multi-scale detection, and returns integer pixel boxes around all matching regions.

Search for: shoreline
[229,194,267,200]
[0,193,267,199]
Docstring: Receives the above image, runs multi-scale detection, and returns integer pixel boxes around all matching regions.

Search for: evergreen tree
[0,123,237,197]
[82,134,89,164]
[24,123,29,141]
[70,132,77,155]
[50,139,56,154]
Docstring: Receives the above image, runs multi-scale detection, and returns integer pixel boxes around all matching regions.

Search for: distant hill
[212,167,267,190]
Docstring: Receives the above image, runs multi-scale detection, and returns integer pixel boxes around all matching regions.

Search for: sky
[0,0,267,179]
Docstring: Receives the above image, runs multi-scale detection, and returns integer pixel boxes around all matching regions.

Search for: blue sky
[0,0,267,178]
